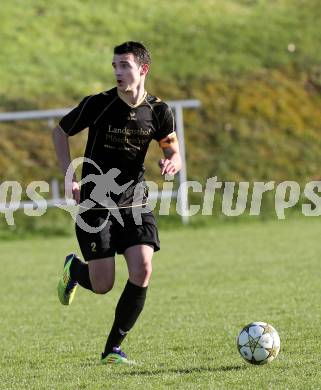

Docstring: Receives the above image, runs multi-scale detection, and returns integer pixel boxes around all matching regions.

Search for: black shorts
[75,208,160,261]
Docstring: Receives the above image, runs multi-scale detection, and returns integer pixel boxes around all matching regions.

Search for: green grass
[1,217,321,389]
[1,0,321,105]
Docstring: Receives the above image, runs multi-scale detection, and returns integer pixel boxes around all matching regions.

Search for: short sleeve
[153,104,176,142]
[59,95,93,136]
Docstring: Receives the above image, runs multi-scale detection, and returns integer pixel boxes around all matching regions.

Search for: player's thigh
[88,257,115,294]
[75,210,116,293]
[75,210,114,259]
[124,244,154,287]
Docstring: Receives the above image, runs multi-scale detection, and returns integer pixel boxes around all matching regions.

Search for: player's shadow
[121,364,245,376]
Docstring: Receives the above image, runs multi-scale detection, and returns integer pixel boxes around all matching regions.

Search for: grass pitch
[1,217,321,389]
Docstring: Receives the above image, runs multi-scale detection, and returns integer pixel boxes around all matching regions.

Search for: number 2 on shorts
[91,242,97,252]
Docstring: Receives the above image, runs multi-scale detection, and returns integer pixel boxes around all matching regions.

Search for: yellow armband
[158,132,178,148]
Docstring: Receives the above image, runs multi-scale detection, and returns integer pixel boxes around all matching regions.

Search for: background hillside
[1,0,321,186]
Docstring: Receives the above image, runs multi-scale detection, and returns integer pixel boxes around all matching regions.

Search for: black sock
[70,256,93,291]
[102,280,148,357]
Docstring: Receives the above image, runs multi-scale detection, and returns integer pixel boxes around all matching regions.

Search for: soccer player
[52,41,181,364]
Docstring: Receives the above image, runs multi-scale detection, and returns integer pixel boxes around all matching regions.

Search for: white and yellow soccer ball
[236,322,280,365]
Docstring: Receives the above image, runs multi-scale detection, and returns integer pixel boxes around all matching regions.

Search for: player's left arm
[158,132,182,175]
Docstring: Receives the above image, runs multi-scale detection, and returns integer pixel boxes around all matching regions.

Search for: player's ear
[140,63,149,76]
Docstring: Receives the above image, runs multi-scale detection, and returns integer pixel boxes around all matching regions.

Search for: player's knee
[144,262,153,280]
[92,279,114,294]
[131,262,152,285]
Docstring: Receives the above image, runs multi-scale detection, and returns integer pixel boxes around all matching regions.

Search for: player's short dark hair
[113,41,151,66]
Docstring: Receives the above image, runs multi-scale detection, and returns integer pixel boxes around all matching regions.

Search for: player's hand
[65,180,80,204]
[72,181,81,204]
[159,158,176,175]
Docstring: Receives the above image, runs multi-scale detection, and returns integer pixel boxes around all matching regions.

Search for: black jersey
[59,87,175,206]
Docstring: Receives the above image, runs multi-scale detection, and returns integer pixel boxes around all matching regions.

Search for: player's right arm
[52,125,80,203]
[52,95,94,203]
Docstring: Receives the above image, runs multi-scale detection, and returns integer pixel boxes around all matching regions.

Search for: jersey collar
[117,89,147,108]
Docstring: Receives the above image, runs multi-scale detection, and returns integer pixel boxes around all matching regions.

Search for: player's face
[112,53,146,92]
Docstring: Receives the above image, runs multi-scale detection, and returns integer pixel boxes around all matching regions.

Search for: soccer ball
[236,322,280,365]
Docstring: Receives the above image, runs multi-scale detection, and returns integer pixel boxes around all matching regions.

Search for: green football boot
[57,253,79,305]
[101,347,132,365]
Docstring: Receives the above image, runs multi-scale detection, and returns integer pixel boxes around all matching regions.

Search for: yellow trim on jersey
[117,89,147,108]
[78,202,149,210]
[159,131,178,148]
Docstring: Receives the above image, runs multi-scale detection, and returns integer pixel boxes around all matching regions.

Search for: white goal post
[0,99,201,223]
